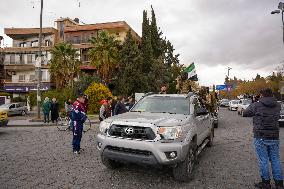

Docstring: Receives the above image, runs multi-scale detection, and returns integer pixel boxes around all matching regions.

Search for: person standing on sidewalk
[50,98,59,124]
[71,94,87,154]
[244,88,283,189]
[42,97,51,123]
[114,96,127,115]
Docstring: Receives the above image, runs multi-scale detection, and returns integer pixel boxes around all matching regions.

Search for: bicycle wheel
[57,117,70,131]
[83,118,91,132]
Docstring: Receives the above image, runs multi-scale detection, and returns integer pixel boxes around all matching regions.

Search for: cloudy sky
[1,0,283,86]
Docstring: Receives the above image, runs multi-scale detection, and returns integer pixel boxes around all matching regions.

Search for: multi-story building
[56,17,140,72]
[2,17,140,97]
[3,27,57,97]
[0,48,5,92]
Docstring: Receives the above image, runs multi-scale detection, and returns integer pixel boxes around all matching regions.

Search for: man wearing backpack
[244,88,283,189]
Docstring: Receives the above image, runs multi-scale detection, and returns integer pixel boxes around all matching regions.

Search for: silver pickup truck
[97,93,214,181]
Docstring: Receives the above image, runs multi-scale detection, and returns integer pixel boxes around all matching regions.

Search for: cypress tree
[141,10,153,74]
[117,30,148,95]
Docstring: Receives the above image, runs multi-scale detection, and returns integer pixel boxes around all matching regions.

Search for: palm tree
[50,42,80,89]
[88,31,119,85]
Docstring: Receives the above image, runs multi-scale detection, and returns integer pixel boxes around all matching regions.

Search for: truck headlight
[158,126,182,140]
[99,121,111,134]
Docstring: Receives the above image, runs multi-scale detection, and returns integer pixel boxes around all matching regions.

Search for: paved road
[1,108,284,189]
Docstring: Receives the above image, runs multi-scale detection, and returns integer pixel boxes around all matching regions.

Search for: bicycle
[57,116,91,132]
[57,116,72,131]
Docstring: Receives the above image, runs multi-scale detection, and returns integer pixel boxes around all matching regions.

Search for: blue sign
[216,85,234,91]
[216,85,227,90]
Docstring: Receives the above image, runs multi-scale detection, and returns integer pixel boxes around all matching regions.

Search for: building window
[19,54,24,64]
[10,54,15,64]
[29,75,35,82]
[73,36,80,44]
[27,54,32,63]
[19,75,26,82]
[19,42,27,47]
[83,54,88,62]
[31,40,39,47]
[45,40,51,46]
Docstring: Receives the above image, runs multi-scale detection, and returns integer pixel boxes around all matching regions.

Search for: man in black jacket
[114,96,127,115]
[244,88,283,189]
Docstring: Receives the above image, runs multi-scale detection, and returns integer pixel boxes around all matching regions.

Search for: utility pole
[36,0,43,119]
[271,2,284,45]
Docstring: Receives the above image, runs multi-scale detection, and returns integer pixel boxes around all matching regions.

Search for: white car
[237,99,252,116]
[228,100,239,111]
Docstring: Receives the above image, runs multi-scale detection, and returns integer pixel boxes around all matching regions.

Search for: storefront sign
[4,83,51,93]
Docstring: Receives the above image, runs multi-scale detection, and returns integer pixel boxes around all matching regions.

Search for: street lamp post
[36,0,43,119]
[227,67,232,78]
[271,2,284,45]
[226,67,232,98]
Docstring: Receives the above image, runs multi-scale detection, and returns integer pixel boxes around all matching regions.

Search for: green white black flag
[184,62,198,81]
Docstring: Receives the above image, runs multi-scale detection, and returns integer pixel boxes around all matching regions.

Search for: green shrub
[11,97,26,103]
[42,88,76,111]
[0,92,12,97]
[85,82,112,113]
[28,92,37,107]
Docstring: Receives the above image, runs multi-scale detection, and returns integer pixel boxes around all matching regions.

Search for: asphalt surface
[0,108,284,189]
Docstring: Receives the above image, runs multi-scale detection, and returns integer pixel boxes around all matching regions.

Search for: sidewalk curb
[7,121,100,128]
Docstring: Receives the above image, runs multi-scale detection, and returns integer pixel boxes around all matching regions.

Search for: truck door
[194,98,209,146]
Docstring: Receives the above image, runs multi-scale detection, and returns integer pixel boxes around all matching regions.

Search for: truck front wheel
[173,142,196,182]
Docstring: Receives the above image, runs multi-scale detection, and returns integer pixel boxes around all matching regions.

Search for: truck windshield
[131,96,190,115]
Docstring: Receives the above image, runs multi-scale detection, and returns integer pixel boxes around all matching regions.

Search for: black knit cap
[260,88,273,97]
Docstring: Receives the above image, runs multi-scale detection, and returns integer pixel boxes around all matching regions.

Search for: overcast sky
[1,0,283,86]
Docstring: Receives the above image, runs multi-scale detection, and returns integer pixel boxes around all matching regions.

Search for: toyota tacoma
[96,93,214,181]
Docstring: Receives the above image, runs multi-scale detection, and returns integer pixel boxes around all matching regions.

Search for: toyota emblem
[124,127,134,135]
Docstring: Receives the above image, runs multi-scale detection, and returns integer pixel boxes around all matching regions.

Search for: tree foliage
[50,42,80,89]
[139,6,181,93]
[221,72,284,99]
[74,73,101,96]
[84,82,113,113]
[115,30,147,96]
[88,31,120,85]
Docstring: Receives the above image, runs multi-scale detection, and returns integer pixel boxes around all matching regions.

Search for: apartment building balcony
[3,46,52,53]
[5,27,57,39]
[4,63,35,71]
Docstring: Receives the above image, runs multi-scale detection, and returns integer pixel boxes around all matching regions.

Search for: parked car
[279,101,284,127]
[219,99,230,107]
[0,111,8,127]
[237,99,252,116]
[97,93,215,182]
[0,103,28,116]
[228,100,240,111]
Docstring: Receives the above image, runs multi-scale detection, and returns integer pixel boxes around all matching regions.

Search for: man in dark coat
[50,98,59,124]
[114,96,127,115]
[244,88,283,189]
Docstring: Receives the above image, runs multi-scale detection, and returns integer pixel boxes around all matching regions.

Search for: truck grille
[108,125,156,140]
[106,146,152,156]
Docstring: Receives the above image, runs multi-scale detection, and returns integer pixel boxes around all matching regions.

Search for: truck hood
[105,112,191,126]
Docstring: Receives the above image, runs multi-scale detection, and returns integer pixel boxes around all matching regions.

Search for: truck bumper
[97,134,190,166]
